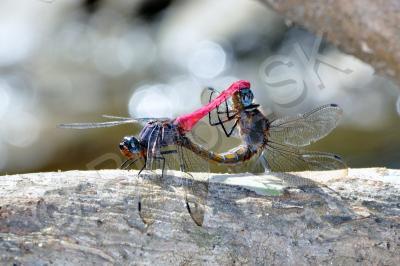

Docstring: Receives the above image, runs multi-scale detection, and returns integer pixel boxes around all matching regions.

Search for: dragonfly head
[239,88,254,107]
[119,136,143,159]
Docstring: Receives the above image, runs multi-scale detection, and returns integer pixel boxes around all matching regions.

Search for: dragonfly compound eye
[119,136,141,158]
[240,88,254,107]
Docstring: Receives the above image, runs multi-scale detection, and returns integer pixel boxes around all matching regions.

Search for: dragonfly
[202,80,347,172]
[59,80,251,226]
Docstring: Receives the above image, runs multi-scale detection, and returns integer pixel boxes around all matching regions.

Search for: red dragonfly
[60,80,346,225]
[59,81,251,226]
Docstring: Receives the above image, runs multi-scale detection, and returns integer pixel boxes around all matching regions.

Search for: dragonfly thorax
[238,109,268,149]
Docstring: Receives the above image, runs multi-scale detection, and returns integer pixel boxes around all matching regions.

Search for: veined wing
[261,140,346,172]
[175,141,209,226]
[102,115,133,120]
[58,117,162,129]
[154,126,210,226]
[138,124,209,226]
[102,115,170,121]
[159,133,209,226]
[58,119,138,129]
[269,104,342,147]
[137,123,165,226]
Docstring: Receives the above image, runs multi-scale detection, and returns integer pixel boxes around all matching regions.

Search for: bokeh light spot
[188,41,226,79]
[129,84,175,119]
[0,81,11,118]
[3,112,41,148]
[0,20,37,66]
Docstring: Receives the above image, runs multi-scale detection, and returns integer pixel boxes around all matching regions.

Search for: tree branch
[260,0,400,86]
[0,168,399,264]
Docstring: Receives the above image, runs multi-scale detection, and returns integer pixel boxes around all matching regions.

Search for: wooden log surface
[260,0,400,86]
[0,168,399,265]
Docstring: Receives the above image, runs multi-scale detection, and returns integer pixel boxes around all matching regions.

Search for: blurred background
[0,0,399,175]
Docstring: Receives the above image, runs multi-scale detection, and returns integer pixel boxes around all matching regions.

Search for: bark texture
[260,0,400,86]
[0,168,399,265]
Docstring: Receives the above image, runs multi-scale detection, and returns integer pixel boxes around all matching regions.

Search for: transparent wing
[102,115,170,121]
[138,125,209,226]
[58,119,139,129]
[59,116,164,129]
[102,115,134,120]
[137,124,165,226]
[159,134,209,226]
[202,87,238,137]
[269,104,342,146]
[261,140,346,172]
[176,142,209,226]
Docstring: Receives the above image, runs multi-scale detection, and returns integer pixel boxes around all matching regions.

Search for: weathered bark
[0,168,399,265]
[260,0,400,86]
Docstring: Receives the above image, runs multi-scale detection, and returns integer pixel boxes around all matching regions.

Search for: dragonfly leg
[138,161,146,176]
[209,113,238,137]
[159,149,178,178]
[208,89,236,126]
[207,93,238,137]
[121,158,139,170]
[208,113,236,126]
[120,159,131,169]
[226,120,238,137]
[154,156,166,177]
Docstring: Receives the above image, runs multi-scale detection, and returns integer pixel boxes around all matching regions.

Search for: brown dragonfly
[202,81,346,172]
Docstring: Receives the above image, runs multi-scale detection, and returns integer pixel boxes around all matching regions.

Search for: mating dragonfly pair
[60,80,345,226]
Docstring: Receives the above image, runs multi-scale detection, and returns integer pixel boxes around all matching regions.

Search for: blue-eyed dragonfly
[203,81,347,172]
[59,80,252,226]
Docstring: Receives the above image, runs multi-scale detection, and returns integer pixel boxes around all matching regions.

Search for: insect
[203,80,346,172]
[59,81,251,226]
[59,80,345,225]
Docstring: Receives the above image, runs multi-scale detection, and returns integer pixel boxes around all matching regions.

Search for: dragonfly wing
[175,142,209,226]
[102,115,170,124]
[102,115,134,120]
[261,140,347,172]
[58,119,139,129]
[269,104,342,146]
[136,123,209,226]
[59,116,168,129]
[142,128,209,226]
[137,124,166,225]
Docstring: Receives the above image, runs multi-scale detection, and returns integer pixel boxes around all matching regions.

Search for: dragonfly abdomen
[214,145,255,164]
[182,137,255,164]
